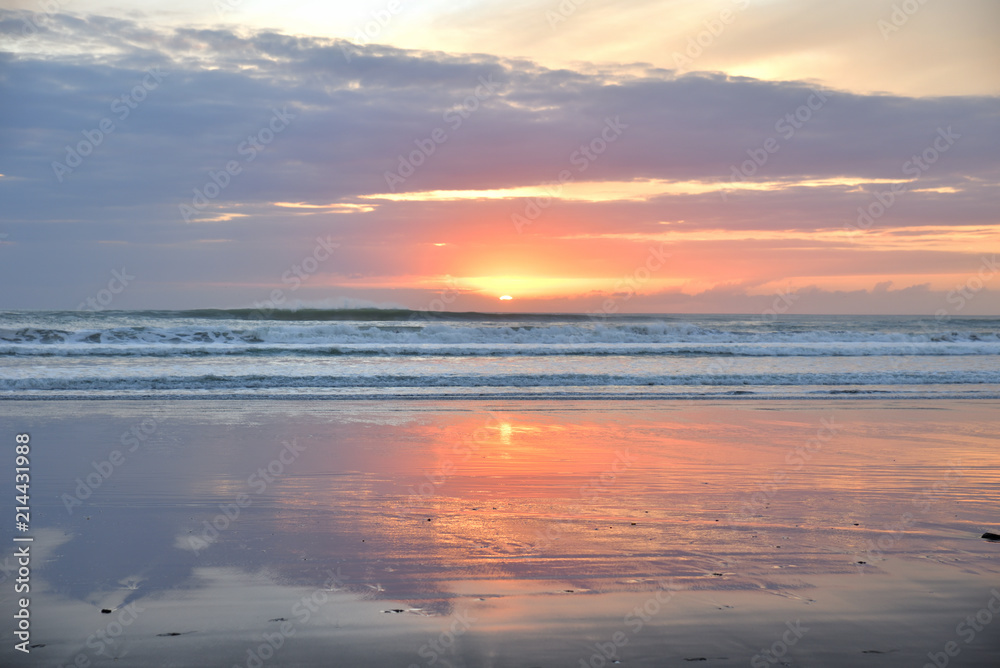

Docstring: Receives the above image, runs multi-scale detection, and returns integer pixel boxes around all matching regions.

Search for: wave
[2,320,999,356]
[3,371,1000,391]
[5,343,1000,358]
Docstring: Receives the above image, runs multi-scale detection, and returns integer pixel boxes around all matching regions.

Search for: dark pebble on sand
[982,532,1000,541]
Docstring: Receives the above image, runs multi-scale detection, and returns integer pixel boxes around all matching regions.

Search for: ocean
[2,309,999,400]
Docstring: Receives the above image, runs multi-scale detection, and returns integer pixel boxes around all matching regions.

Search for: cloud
[1,11,997,310]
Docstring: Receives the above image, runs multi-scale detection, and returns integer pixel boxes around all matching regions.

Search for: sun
[499,295,513,301]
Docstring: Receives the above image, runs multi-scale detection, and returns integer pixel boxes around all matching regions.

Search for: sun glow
[464,276,606,299]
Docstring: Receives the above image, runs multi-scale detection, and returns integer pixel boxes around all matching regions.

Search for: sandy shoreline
[1,399,998,666]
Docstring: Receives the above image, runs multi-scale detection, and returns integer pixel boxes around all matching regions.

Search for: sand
[1,399,998,667]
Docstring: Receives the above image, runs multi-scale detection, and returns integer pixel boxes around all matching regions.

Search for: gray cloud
[1,11,997,309]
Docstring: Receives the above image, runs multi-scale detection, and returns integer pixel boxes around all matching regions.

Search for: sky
[0,0,998,313]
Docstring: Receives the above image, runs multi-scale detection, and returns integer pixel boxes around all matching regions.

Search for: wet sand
[1,400,999,666]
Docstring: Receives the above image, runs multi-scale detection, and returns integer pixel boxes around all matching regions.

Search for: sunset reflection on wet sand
[3,399,999,666]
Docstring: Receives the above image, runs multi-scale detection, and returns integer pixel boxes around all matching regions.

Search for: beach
[2,398,998,667]
[6,0,999,659]
[6,1,999,664]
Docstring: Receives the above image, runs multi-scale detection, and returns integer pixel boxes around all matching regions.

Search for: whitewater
[1,310,998,400]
